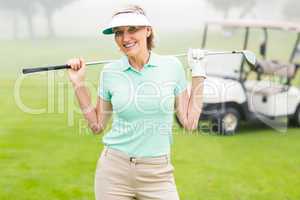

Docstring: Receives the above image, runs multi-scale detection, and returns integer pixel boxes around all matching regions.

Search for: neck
[128,49,150,71]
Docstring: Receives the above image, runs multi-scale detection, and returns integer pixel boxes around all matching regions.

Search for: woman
[67,5,206,200]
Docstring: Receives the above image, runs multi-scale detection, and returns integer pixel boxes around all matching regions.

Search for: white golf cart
[197,20,300,134]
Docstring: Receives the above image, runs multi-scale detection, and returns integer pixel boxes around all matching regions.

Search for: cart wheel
[212,107,240,135]
[289,105,300,127]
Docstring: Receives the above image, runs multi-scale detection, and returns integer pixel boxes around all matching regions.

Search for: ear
[146,27,152,38]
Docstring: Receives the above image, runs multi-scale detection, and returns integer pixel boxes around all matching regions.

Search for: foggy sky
[0,0,290,39]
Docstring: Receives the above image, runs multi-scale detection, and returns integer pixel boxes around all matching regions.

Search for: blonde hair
[113,5,155,50]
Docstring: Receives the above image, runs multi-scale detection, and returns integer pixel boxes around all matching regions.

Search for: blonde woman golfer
[67,5,206,200]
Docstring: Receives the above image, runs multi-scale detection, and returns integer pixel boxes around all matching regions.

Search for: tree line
[207,0,300,21]
[0,0,78,39]
[0,0,299,39]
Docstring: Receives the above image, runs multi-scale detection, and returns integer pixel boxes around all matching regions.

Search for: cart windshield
[203,28,248,79]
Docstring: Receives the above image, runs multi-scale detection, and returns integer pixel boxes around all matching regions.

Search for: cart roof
[206,20,300,32]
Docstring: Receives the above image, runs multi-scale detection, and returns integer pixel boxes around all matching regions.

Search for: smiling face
[113,26,152,57]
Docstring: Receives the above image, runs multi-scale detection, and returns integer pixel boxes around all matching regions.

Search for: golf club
[22,59,116,74]
[22,50,256,74]
[174,50,256,67]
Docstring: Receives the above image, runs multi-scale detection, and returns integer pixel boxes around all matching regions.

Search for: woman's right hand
[67,58,86,86]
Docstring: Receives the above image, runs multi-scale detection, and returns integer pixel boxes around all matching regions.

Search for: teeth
[124,43,135,48]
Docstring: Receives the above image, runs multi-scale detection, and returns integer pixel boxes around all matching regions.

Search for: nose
[122,31,131,42]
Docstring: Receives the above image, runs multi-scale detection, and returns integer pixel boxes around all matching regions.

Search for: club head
[241,50,256,67]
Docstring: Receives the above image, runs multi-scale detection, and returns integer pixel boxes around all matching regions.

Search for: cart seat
[256,60,296,78]
[245,80,288,96]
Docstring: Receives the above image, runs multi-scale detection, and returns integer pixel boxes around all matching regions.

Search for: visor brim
[101,13,152,35]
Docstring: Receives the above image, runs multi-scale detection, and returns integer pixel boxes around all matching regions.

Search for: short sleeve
[173,58,188,96]
[98,68,112,101]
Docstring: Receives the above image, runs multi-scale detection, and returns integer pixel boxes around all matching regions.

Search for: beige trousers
[94,147,180,200]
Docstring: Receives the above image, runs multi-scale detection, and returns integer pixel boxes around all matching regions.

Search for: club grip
[22,64,70,74]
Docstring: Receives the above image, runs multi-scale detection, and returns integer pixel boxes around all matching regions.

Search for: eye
[113,28,123,36]
[128,26,138,33]
[114,30,123,37]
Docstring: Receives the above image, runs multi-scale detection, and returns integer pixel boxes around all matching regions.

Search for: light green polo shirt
[98,52,187,157]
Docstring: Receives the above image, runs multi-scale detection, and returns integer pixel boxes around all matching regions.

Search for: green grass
[1,35,300,200]
[173,126,300,200]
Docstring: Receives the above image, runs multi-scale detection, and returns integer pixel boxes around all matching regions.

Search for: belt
[103,147,170,165]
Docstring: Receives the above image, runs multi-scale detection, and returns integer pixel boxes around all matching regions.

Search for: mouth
[123,42,137,49]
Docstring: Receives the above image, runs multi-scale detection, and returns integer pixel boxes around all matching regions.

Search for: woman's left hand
[187,48,207,78]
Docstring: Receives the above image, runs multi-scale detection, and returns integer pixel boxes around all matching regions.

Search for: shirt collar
[120,51,160,71]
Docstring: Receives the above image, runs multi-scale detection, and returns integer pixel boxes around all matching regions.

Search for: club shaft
[22,51,244,74]
[173,51,242,57]
[22,64,69,74]
[22,60,116,74]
